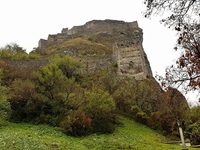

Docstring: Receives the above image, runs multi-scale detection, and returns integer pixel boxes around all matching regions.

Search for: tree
[144,0,200,91]
[9,79,38,121]
[50,55,82,80]
[33,62,83,125]
[34,64,67,101]
[4,43,26,54]
[0,43,28,60]
[84,87,116,133]
[184,106,200,144]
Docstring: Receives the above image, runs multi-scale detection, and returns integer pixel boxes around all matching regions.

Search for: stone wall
[37,20,152,79]
[113,32,152,79]
[38,20,139,49]
[3,59,47,70]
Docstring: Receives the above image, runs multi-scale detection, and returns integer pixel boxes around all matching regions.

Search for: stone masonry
[37,20,152,79]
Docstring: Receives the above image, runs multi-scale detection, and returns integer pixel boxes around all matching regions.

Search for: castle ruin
[37,20,152,79]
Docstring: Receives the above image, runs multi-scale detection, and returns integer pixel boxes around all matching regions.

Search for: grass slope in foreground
[0,116,182,150]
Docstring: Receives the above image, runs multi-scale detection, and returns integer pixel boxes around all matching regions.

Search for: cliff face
[37,20,152,79]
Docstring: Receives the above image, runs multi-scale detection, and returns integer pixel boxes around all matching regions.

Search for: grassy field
[0,116,187,150]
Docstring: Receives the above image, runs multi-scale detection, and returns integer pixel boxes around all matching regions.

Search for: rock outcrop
[37,20,152,79]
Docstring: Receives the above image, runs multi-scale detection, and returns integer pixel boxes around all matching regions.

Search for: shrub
[0,49,14,59]
[9,79,39,121]
[60,111,92,136]
[33,64,67,101]
[0,70,11,120]
[60,88,117,135]
[0,96,11,120]
[187,121,200,144]
[0,43,40,60]
[160,112,177,133]
[112,79,138,113]
[147,112,162,130]
[33,64,69,125]
[0,60,34,86]
[8,59,83,125]
[135,111,149,124]
[50,55,82,80]
[3,43,26,54]
[184,106,200,144]
[185,106,200,123]
[0,43,26,59]
[33,62,84,125]
[84,88,116,133]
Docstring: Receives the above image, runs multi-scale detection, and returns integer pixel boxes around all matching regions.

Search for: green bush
[0,98,11,120]
[84,88,116,133]
[33,64,69,125]
[9,79,39,122]
[60,88,117,135]
[135,111,149,124]
[0,70,11,120]
[0,43,40,60]
[0,49,14,58]
[147,112,162,130]
[60,111,92,136]
[50,55,82,80]
[33,61,84,125]
[185,106,200,144]
[112,79,138,113]
[187,121,200,144]
[8,58,83,126]
[0,49,40,60]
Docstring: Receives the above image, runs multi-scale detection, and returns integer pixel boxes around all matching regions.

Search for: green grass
[0,116,186,150]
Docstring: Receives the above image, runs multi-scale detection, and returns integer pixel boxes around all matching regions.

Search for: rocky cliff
[37,20,152,80]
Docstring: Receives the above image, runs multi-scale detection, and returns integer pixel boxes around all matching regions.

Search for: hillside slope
[0,116,182,150]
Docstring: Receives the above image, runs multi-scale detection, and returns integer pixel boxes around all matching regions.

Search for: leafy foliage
[51,55,82,80]
[60,111,92,136]
[84,88,116,133]
[184,106,200,144]
[4,43,26,54]
[144,0,200,91]
[0,69,11,121]
[0,42,190,138]
[9,79,38,122]
[0,43,40,60]
[6,55,117,135]
[187,121,200,145]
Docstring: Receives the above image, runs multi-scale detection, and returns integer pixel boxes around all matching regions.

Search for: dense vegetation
[0,42,200,148]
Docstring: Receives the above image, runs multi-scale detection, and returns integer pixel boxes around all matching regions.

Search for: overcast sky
[0,0,199,104]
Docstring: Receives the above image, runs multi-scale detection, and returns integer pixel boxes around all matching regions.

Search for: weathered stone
[38,39,47,50]
[37,19,153,79]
